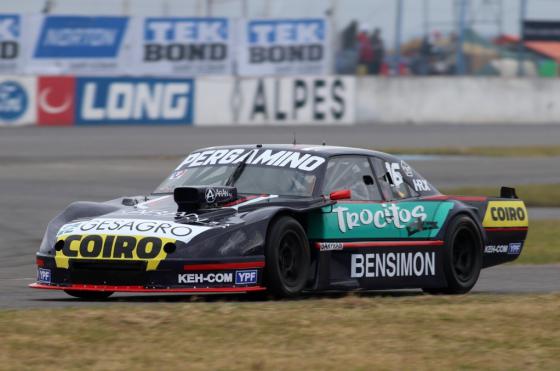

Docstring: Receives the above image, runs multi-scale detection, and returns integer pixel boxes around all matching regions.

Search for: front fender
[38,201,122,254]
[241,203,330,236]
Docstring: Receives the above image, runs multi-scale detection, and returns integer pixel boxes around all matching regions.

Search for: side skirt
[311,240,448,291]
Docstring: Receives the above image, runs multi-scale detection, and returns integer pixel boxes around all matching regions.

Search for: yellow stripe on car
[54,234,175,270]
[482,201,528,228]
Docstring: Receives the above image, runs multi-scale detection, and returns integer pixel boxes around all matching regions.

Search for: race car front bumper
[30,254,266,293]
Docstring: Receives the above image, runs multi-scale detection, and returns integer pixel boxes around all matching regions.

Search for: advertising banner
[75,77,195,125]
[0,14,24,74]
[132,17,233,76]
[0,76,36,126]
[26,15,132,75]
[196,76,354,125]
[237,18,330,76]
[37,76,76,126]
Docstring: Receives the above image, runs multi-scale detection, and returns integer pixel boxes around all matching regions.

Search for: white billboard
[237,18,331,76]
[196,76,355,125]
[131,17,234,76]
[0,14,25,74]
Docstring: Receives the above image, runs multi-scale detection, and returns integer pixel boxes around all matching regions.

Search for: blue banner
[144,17,229,44]
[0,80,28,121]
[34,16,128,58]
[76,77,194,125]
[247,19,326,45]
[0,14,19,41]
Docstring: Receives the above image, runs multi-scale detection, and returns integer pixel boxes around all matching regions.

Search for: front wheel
[64,290,114,300]
[423,215,483,295]
[264,216,310,298]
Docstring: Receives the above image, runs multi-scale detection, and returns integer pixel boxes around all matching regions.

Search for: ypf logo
[205,188,216,203]
[38,76,75,126]
[0,80,27,121]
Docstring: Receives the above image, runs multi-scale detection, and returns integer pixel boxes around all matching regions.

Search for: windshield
[154,164,319,197]
[155,148,327,197]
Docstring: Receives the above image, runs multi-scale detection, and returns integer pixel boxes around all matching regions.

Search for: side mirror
[329,189,352,201]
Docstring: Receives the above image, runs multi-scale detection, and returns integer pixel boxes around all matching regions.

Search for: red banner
[37,76,75,126]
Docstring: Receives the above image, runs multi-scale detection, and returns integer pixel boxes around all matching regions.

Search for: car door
[308,156,399,244]
[369,156,454,240]
[306,155,453,290]
[308,154,454,242]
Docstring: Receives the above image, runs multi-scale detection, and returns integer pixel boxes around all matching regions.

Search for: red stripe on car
[423,195,487,202]
[29,283,266,293]
[183,261,265,271]
[223,195,260,207]
[224,194,270,207]
[484,227,528,232]
[314,240,444,249]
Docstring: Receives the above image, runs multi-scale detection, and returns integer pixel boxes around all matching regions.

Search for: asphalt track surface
[1,124,559,308]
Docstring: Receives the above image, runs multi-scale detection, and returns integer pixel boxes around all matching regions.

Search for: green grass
[515,220,560,264]
[382,145,560,157]
[1,294,559,370]
[441,183,560,207]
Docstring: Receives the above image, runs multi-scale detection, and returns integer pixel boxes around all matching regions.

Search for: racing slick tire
[264,216,310,298]
[64,290,114,300]
[423,215,483,295]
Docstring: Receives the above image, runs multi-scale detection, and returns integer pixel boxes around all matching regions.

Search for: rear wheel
[423,215,482,295]
[64,290,114,300]
[265,216,310,298]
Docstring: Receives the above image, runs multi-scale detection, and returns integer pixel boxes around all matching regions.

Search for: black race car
[31,145,528,299]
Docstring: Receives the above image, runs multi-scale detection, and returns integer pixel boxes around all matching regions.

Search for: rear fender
[479,197,528,267]
[447,190,528,268]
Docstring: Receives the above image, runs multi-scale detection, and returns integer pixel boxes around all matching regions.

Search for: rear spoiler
[500,187,518,199]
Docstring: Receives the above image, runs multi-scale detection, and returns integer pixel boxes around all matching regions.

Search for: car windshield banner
[237,18,330,76]
[132,17,233,76]
[26,15,131,74]
[0,14,23,73]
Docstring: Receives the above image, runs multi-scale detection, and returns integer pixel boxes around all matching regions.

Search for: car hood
[54,194,285,245]
[42,193,327,264]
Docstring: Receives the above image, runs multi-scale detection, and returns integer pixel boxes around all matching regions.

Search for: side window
[322,156,382,201]
[370,157,419,200]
